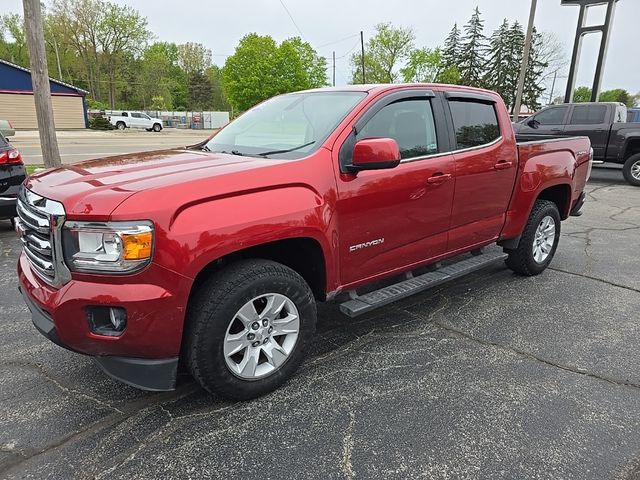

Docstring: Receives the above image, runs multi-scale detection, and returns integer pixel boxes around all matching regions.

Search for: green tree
[223,33,327,112]
[483,19,513,104]
[441,23,461,69]
[400,47,443,83]
[178,42,212,76]
[351,23,415,83]
[188,71,213,110]
[458,7,486,87]
[573,86,592,102]
[600,88,633,107]
[206,65,231,111]
[0,13,29,66]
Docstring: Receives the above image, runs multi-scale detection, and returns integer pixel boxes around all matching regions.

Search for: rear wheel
[505,200,561,276]
[184,259,316,400]
[116,121,126,130]
[622,154,640,187]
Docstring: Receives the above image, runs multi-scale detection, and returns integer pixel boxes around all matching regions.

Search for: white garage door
[0,93,86,129]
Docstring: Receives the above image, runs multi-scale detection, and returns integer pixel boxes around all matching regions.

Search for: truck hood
[25,149,284,217]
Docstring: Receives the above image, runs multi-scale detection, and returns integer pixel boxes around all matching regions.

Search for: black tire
[505,200,561,276]
[184,259,317,400]
[622,154,640,187]
[116,121,126,130]
[152,123,162,132]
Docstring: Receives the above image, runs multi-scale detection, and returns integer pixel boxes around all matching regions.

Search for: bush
[89,116,115,130]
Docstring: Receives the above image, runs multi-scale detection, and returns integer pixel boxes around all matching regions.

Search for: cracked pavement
[1,166,639,479]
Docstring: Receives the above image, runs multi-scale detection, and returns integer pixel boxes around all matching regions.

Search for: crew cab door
[563,104,610,159]
[445,93,518,251]
[130,112,144,128]
[518,105,570,137]
[335,90,455,286]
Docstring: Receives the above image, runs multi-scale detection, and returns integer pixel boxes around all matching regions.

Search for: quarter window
[570,105,607,125]
[533,106,568,125]
[449,100,500,149]
[357,99,438,159]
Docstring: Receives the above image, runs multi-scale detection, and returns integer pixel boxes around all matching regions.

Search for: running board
[339,250,508,317]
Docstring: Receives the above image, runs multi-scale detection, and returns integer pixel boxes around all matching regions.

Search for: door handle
[427,173,452,184]
[550,128,563,132]
[494,161,513,170]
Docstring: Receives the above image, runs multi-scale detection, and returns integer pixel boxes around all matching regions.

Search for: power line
[278,0,306,40]
[316,33,360,50]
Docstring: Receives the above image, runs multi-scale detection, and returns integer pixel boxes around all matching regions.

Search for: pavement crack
[429,317,640,392]
[549,267,640,294]
[1,360,124,414]
[341,409,356,480]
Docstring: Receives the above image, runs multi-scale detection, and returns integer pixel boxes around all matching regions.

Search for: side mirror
[350,137,401,171]
[527,118,539,128]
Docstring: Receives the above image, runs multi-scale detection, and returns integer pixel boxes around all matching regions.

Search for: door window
[131,113,143,118]
[449,100,500,149]
[569,105,607,125]
[357,99,438,159]
[533,106,568,125]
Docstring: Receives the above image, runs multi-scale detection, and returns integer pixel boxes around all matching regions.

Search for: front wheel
[152,123,162,132]
[184,259,317,400]
[622,154,640,187]
[505,200,561,276]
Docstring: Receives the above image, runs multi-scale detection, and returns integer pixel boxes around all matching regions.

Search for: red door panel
[336,155,455,286]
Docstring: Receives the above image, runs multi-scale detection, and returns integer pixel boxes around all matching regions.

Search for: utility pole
[548,70,558,105]
[513,0,537,120]
[332,50,336,87]
[23,0,62,168]
[360,31,366,84]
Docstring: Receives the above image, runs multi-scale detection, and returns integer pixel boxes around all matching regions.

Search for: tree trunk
[23,0,62,168]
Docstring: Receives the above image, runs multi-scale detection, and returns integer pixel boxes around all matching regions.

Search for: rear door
[335,90,456,286]
[563,104,610,159]
[445,93,518,251]
[518,105,570,137]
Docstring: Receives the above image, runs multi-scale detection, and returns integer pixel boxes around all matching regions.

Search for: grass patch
[26,165,46,175]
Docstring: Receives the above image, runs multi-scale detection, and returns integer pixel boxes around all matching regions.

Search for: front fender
[153,184,335,282]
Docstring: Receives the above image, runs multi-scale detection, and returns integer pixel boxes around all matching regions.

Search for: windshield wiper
[201,144,211,152]
[256,141,316,157]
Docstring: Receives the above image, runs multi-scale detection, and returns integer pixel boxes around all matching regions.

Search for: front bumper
[18,252,191,391]
[0,194,17,220]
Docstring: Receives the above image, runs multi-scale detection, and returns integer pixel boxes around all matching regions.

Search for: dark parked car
[0,131,26,224]
[628,108,640,123]
[513,102,640,186]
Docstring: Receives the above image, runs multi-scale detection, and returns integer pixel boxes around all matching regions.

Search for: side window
[449,100,500,149]
[121,112,128,117]
[533,106,568,125]
[357,99,438,159]
[570,105,607,125]
[131,112,142,118]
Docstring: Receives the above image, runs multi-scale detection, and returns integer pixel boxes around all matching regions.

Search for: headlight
[62,221,154,274]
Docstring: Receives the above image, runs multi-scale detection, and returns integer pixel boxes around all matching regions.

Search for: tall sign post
[562,0,620,103]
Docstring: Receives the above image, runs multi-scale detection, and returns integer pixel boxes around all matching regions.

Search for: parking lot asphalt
[0,167,639,480]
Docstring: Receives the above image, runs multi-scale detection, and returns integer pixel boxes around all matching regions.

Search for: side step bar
[339,250,508,318]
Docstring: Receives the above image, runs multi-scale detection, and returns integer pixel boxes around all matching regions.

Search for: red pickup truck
[16,84,591,400]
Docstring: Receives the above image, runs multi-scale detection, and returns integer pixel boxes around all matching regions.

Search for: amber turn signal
[122,231,153,260]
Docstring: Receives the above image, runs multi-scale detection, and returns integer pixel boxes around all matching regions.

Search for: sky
[2,0,638,99]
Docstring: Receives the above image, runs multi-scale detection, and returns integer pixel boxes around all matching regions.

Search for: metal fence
[90,110,230,129]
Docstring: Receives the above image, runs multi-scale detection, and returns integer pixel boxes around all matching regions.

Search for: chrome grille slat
[17,201,49,234]
[16,187,70,288]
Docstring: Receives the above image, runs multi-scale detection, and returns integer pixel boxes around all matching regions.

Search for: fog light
[87,306,127,336]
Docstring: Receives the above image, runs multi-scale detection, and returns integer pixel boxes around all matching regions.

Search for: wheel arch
[188,236,329,304]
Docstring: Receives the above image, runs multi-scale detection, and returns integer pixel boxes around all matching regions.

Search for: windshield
[204,91,367,159]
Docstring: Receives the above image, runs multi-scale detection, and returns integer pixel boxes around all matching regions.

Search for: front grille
[16,187,70,287]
